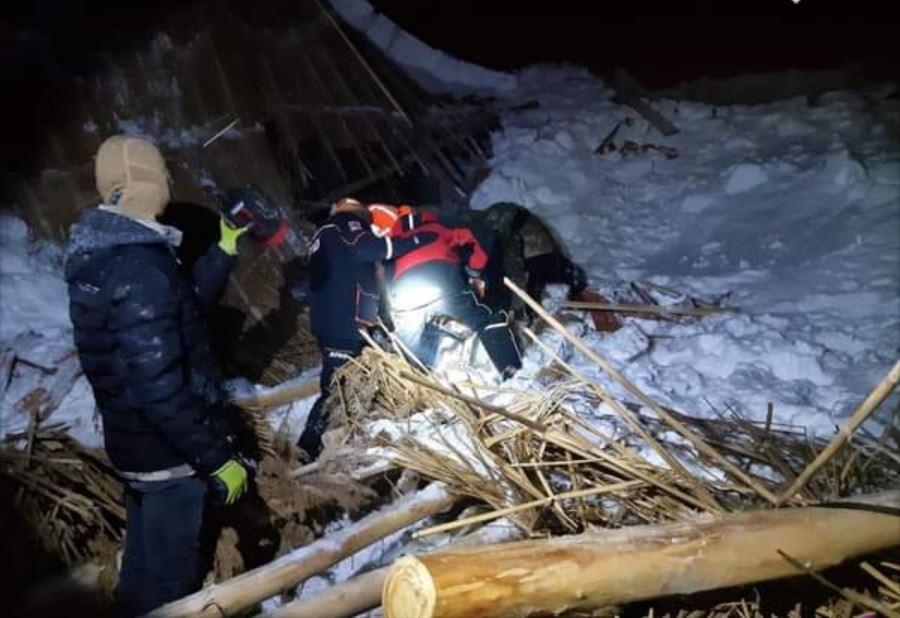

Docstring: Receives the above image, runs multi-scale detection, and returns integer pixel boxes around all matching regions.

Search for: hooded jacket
[65,207,235,475]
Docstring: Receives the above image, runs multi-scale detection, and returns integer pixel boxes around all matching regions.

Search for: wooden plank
[611,70,680,137]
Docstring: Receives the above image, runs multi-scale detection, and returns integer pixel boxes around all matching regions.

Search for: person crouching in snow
[65,135,250,617]
[477,201,588,321]
[297,198,438,462]
[379,206,523,380]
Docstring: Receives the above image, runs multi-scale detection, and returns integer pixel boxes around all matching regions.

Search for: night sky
[368,0,898,87]
[1,0,897,177]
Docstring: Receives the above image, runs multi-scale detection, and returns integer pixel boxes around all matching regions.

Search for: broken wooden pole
[265,567,388,618]
[611,70,680,137]
[146,483,456,618]
[265,523,522,618]
[382,490,900,618]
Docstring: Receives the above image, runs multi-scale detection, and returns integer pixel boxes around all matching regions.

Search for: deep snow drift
[2,67,897,448]
[468,66,899,434]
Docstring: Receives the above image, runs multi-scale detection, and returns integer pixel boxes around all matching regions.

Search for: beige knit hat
[95,135,172,220]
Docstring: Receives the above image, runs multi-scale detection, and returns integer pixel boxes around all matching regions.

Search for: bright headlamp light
[389,278,444,312]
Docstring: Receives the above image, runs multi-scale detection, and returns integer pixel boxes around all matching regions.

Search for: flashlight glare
[390,281,443,312]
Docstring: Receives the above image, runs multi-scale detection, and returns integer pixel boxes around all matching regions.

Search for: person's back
[66,208,232,475]
[308,209,384,349]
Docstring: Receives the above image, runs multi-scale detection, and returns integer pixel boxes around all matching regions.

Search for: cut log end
[383,556,436,618]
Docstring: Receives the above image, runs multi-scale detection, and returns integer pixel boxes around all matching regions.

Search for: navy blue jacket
[64,208,235,475]
[307,211,427,348]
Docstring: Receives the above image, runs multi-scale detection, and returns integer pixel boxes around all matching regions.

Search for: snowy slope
[0,214,101,447]
[470,66,900,434]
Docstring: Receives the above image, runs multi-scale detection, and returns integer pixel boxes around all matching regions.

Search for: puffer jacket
[64,207,235,475]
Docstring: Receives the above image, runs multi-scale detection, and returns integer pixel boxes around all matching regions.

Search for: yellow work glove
[211,459,248,505]
[218,218,249,256]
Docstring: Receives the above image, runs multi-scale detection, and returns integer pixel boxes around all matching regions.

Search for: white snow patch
[723,163,769,194]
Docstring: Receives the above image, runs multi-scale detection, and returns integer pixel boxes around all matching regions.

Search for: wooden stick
[778,359,900,504]
[861,561,900,597]
[778,550,900,618]
[413,480,644,539]
[147,483,456,618]
[230,378,319,411]
[522,326,720,512]
[506,277,780,504]
[559,301,737,317]
[264,522,523,618]
[264,567,387,618]
[382,490,900,618]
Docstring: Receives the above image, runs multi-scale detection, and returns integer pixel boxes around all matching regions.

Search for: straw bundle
[329,341,899,540]
[0,424,125,566]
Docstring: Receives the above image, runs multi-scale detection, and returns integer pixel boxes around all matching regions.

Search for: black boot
[296,398,328,461]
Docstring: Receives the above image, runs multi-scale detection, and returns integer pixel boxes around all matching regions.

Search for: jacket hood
[64,207,173,281]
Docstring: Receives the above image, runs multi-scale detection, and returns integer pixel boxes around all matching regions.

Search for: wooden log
[147,483,456,618]
[382,490,900,618]
[265,567,387,618]
[778,359,900,503]
[266,523,522,618]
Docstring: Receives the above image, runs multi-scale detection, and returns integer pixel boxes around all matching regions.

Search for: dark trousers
[417,291,522,377]
[297,343,362,459]
[114,477,209,618]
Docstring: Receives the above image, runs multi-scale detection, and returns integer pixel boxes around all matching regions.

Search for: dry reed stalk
[779,359,900,503]
[778,550,900,618]
[508,278,780,505]
[413,480,645,538]
[522,326,722,511]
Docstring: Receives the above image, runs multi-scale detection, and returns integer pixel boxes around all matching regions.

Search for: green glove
[212,459,248,505]
[218,218,249,256]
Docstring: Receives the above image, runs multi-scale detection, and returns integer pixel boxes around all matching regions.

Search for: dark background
[2,0,898,176]
[368,0,899,88]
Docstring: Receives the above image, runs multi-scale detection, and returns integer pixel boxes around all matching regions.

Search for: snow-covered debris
[0,214,100,446]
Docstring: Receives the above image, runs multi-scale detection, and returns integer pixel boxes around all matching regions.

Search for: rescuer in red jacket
[378,207,522,379]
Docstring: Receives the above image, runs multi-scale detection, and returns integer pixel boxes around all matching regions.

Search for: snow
[467,66,899,434]
[0,214,102,446]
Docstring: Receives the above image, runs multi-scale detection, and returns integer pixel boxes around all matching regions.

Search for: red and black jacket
[388,213,488,283]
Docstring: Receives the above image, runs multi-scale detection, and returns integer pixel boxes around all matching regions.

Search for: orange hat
[368,203,398,237]
[331,197,367,217]
[368,203,414,237]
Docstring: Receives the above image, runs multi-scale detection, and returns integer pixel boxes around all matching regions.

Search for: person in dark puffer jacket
[296,198,437,462]
[65,135,250,617]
